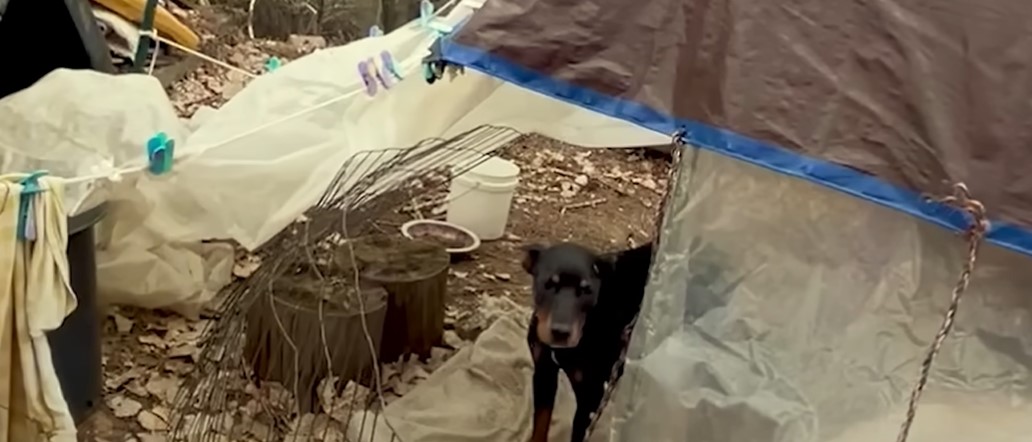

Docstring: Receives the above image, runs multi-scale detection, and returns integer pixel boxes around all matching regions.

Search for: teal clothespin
[419,0,434,28]
[369,25,384,37]
[264,56,282,73]
[423,62,437,84]
[419,0,453,36]
[147,132,175,175]
[17,170,48,241]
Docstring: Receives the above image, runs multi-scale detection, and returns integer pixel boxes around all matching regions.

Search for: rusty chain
[582,130,687,441]
[896,182,989,442]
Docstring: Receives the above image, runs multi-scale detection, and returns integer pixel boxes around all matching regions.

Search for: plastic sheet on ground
[0,1,664,313]
[607,145,1032,442]
[346,314,615,442]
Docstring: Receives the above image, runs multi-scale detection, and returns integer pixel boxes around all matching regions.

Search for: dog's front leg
[530,343,559,442]
[569,374,605,442]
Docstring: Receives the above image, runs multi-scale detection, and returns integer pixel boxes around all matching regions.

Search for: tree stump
[342,235,449,364]
[244,261,388,413]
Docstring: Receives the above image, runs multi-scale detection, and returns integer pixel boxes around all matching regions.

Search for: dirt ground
[436,136,668,340]
[77,4,671,441]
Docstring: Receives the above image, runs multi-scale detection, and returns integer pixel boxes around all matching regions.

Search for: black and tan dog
[522,241,654,442]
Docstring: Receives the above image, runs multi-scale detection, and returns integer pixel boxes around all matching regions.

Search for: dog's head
[522,242,612,348]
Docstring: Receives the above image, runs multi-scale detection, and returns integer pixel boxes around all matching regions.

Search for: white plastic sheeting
[0,2,664,314]
[608,145,1032,442]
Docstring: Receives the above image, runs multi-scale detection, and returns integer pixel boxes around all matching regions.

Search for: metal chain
[896,182,989,442]
[582,130,687,441]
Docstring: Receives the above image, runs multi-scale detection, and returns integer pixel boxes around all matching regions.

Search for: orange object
[91,0,200,51]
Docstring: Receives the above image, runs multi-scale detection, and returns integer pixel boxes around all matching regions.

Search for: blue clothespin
[264,56,282,73]
[368,25,384,38]
[17,170,48,241]
[147,132,175,175]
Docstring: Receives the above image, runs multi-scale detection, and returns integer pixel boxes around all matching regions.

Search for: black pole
[132,0,160,71]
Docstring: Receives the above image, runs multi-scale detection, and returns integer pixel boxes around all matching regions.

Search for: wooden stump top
[270,261,388,316]
[337,234,449,284]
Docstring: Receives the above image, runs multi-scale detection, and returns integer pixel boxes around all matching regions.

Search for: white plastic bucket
[445,157,520,241]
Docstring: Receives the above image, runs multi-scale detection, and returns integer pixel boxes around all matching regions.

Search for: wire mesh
[168,124,522,442]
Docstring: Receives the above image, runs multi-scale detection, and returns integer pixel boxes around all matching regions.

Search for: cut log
[244,261,387,413]
[342,235,449,363]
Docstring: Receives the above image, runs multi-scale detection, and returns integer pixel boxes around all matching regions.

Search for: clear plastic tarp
[609,146,1032,441]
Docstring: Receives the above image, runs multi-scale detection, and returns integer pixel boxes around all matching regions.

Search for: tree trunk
[244,283,388,413]
[345,235,449,363]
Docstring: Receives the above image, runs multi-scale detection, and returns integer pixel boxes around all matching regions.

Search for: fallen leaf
[442,330,468,349]
[171,329,202,343]
[164,359,193,374]
[144,376,180,404]
[105,367,144,391]
[495,273,511,281]
[112,313,134,334]
[215,412,235,434]
[240,399,260,418]
[107,394,142,418]
[138,334,167,348]
[125,378,149,397]
[233,254,262,278]
[152,405,171,419]
[138,410,169,431]
[137,432,169,442]
[247,421,272,440]
[165,317,190,334]
[168,343,199,361]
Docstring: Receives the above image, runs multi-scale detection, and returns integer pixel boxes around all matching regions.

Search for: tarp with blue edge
[440,0,1032,257]
[435,1,1032,442]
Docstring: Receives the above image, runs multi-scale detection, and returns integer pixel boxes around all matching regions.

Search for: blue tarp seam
[440,39,1032,258]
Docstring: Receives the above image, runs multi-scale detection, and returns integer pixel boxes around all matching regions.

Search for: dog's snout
[550,323,572,341]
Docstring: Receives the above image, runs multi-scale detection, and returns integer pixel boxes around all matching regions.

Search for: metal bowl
[400,219,481,254]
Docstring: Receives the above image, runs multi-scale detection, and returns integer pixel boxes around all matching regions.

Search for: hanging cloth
[0,174,78,442]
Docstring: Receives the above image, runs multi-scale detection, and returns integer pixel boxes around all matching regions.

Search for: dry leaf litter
[81,7,670,440]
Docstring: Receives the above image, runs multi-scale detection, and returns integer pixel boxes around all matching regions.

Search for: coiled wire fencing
[168,125,522,442]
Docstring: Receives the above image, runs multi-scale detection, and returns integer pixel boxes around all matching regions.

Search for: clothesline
[47,0,460,188]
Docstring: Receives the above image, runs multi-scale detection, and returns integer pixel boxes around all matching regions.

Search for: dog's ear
[522,244,546,274]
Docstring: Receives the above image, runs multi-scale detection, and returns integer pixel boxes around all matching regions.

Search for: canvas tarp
[442,0,1032,243]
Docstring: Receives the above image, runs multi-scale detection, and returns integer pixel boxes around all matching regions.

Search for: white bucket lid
[455,157,520,186]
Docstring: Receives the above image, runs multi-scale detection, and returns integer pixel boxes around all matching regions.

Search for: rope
[19,0,465,190]
[895,182,989,442]
[138,29,259,79]
[147,29,161,75]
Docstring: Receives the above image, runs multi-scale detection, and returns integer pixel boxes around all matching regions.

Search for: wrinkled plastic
[447,0,1032,230]
[0,1,664,313]
[608,146,1032,442]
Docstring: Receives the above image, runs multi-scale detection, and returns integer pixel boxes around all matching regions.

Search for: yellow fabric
[91,0,201,50]
[0,175,78,442]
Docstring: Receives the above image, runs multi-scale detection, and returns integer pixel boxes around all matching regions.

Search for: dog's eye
[544,274,560,289]
[579,280,590,290]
